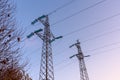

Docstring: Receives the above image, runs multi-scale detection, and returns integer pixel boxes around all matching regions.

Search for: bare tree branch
[0,0,32,80]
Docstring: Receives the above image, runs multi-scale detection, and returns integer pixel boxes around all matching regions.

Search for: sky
[14,0,120,80]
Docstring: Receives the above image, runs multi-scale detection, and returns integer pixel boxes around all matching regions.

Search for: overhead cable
[63,12,120,37]
[48,0,77,15]
[51,0,106,25]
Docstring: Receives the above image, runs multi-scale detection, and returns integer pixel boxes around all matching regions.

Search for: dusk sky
[15,0,120,80]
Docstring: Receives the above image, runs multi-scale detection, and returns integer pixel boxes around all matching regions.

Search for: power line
[20,0,76,42]
[55,41,120,63]
[51,0,106,26]
[53,28,120,57]
[55,42,120,70]
[54,60,73,70]
[48,0,77,16]
[47,11,120,57]
[82,28,120,43]
[63,12,120,36]
[22,0,77,32]
[90,46,120,56]
[51,12,120,57]
[22,11,120,45]
[21,0,106,41]
[22,0,106,31]
[25,27,120,59]
[24,28,120,73]
[21,25,120,57]
[55,46,120,71]
[22,0,120,70]
[23,27,120,69]
[20,0,77,30]
[85,41,120,53]
[22,11,120,60]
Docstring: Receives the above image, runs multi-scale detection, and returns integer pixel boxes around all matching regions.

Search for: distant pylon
[70,40,90,80]
[27,15,62,80]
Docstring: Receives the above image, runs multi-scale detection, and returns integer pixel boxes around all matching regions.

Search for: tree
[0,0,31,79]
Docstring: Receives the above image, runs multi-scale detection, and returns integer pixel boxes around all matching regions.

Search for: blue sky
[15,0,120,80]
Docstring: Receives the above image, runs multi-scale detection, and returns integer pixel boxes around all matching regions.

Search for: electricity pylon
[27,15,62,80]
[69,40,90,80]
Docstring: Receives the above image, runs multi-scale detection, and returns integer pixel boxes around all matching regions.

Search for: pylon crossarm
[31,15,46,25]
[69,54,77,59]
[69,44,75,48]
[55,36,63,39]
[50,36,63,43]
[27,29,43,39]
[38,15,46,20]
[84,55,90,57]
[34,29,43,33]
[27,32,34,38]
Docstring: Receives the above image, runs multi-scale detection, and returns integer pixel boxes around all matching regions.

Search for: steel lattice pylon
[37,15,54,80]
[28,15,62,80]
[28,15,55,80]
[70,40,90,80]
